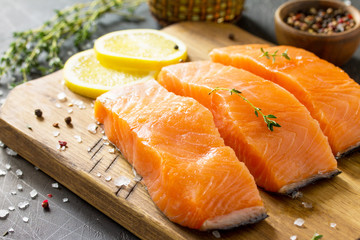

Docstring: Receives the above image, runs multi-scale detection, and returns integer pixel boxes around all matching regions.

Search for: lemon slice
[63,49,155,99]
[94,29,187,71]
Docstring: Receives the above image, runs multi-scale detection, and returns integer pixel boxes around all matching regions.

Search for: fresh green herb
[209,87,281,131]
[0,0,145,87]
[311,233,323,240]
[259,48,291,63]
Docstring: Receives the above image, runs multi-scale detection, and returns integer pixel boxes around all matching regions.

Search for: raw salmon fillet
[158,61,339,194]
[94,80,266,230]
[210,44,360,157]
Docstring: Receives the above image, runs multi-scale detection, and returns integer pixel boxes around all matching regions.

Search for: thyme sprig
[0,0,145,87]
[209,87,281,131]
[259,48,291,63]
[310,233,323,240]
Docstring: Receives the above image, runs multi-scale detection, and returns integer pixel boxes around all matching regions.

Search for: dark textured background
[0,0,359,239]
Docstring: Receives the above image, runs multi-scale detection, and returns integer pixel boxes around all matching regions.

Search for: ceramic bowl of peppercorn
[275,0,360,66]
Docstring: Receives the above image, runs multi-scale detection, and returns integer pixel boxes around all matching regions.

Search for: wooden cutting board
[0,22,359,240]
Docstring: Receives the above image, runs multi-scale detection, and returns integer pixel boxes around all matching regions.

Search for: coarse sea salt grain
[0,209,9,219]
[0,169,6,176]
[18,201,29,210]
[74,135,82,143]
[6,148,17,156]
[8,206,15,211]
[17,184,23,191]
[87,123,98,134]
[34,166,39,170]
[52,182,59,188]
[105,176,112,182]
[96,173,101,178]
[301,202,313,209]
[330,222,337,228]
[10,191,17,195]
[8,228,14,233]
[62,198,69,203]
[55,103,62,108]
[15,169,23,177]
[290,235,297,240]
[30,189,38,199]
[114,176,131,187]
[53,131,60,137]
[68,108,73,114]
[57,92,67,102]
[294,218,305,227]
[5,164,11,170]
[0,140,5,148]
[212,230,221,238]
[108,148,115,154]
[72,99,86,109]
[132,168,142,182]
[22,217,29,223]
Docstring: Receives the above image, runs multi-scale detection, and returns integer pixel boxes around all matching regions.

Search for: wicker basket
[148,0,246,25]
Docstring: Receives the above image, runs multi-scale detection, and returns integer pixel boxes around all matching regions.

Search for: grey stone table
[0,0,359,239]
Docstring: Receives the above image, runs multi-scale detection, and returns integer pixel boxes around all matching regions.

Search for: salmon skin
[158,61,340,194]
[210,44,360,158]
[94,80,267,230]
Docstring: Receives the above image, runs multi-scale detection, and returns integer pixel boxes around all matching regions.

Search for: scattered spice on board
[58,141,67,148]
[34,109,43,118]
[57,92,67,102]
[64,116,72,125]
[285,7,356,34]
[294,218,305,227]
[228,33,235,41]
[42,200,49,209]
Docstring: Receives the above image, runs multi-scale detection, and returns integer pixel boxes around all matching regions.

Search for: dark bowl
[275,0,360,66]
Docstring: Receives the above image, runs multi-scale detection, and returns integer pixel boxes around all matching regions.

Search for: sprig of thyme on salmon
[209,87,281,131]
[259,48,290,63]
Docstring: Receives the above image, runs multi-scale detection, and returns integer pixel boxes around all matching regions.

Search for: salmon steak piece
[158,61,340,194]
[94,79,266,230]
[210,44,360,158]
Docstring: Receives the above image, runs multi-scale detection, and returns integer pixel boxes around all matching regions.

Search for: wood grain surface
[0,22,359,240]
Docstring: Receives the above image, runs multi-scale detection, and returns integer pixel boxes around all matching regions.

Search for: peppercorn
[228,33,235,41]
[58,141,67,147]
[64,116,72,125]
[285,7,355,34]
[174,45,179,50]
[34,109,43,118]
[41,199,49,209]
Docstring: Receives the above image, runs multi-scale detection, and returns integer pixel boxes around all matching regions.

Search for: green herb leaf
[259,48,291,63]
[209,87,281,131]
[310,233,323,240]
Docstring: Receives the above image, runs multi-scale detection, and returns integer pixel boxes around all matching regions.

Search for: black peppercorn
[64,116,72,125]
[34,109,43,118]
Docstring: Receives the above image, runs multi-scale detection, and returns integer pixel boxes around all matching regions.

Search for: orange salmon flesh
[94,80,267,230]
[158,61,339,194]
[210,44,360,158]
